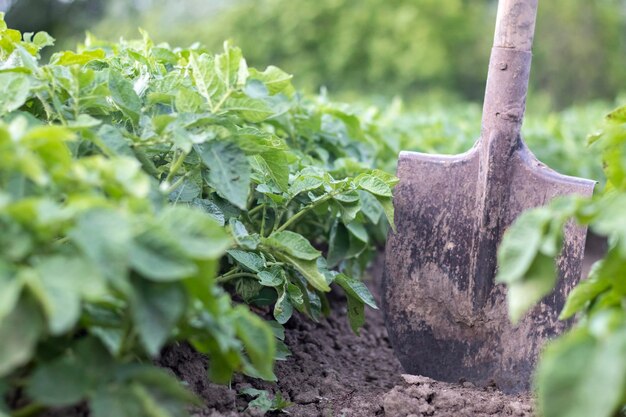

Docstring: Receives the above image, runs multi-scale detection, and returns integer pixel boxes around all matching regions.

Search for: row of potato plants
[0,16,396,416]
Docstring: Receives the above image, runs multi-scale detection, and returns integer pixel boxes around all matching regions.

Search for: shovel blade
[383,144,594,393]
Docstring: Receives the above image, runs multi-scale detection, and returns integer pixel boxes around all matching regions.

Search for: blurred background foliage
[0,0,626,108]
[3,0,624,108]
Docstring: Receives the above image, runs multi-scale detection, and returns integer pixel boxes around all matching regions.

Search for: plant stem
[11,403,46,417]
[35,92,55,122]
[248,204,264,217]
[216,272,258,284]
[161,168,199,195]
[164,150,189,185]
[133,147,161,177]
[260,205,267,237]
[275,193,336,233]
[212,89,233,114]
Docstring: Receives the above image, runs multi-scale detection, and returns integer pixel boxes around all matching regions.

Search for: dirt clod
[383,376,532,417]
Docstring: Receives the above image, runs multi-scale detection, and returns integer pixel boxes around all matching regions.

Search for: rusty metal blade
[382,142,594,393]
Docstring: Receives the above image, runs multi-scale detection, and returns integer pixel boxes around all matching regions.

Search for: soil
[159,254,534,417]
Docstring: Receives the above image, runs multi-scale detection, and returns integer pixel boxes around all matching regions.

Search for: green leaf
[496,208,552,285]
[346,221,368,243]
[249,66,294,96]
[215,43,244,88]
[175,87,204,113]
[263,232,329,291]
[0,72,30,114]
[0,296,43,377]
[258,267,284,287]
[234,308,276,381]
[560,271,611,320]
[259,151,290,192]
[108,70,142,123]
[536,327,626,417]
[244,79,268,98]
[334,190,360,203]
[132,280,186,357]
[337,200,362,224]
[33,31,54,48]
[34,255,103,335]
[118,364,200,408]
[228,249,265,272]
[605,106,626,124]
[358,190,383,224]
[506,253,557,323]
[357,174,392,197]
[28,358,89,406]
[196,141,251,210]
[50,49,105,66]
[335,273,377,309]
[0,263,23,322]
[285,256,329,292]
[130,227,198,282]
[188,52,221,103]
[327,221,349,267]
[191,198,226,226]
[242,388,273,413]
[91,385,144,417]
[377,196,395,232]
[236,278,263,301]
[159,206,232,259]
[69,209,132,292]
[287,283,304,308]
[229,219,259,249]
[264,231,321,261]
[273,284,294,324]
[346,296,365,335]
[289,175,323,196]
[224,97,275,122]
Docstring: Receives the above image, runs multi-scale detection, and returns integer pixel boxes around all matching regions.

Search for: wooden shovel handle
[493,0,538,52]
[479,0,538,150]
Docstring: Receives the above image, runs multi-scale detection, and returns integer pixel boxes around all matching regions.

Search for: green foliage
[0,17,396,416]
[496,104,626,417]
[97,0,626,106]
[241,387,292,415]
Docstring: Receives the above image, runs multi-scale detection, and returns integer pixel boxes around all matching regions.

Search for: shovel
[382,0,594,394]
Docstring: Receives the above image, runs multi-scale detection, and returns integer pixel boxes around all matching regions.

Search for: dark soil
[159,255,534,417]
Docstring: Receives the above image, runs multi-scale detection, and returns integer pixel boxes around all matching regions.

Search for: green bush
[0,17,396,416]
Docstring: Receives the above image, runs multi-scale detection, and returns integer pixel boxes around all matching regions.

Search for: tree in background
[199,0,626,106]
[4,0,625,106]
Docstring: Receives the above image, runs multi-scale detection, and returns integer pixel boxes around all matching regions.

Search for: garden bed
[160,254,535,417]
[161,232,606,417]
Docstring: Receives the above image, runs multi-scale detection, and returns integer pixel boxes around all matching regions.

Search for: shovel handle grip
[494,0,538,52]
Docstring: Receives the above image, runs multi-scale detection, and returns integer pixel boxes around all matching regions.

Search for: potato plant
[0,15,396,416]
[497,105,626,417]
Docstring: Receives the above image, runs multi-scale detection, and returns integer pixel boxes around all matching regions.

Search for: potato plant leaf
[335,273,378,309]
[0,72,30,114]
[130,228,198,282]
[196,141,251,210]
[131,279,186,356]
[264,231,321,261]
[0,296,43,377]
